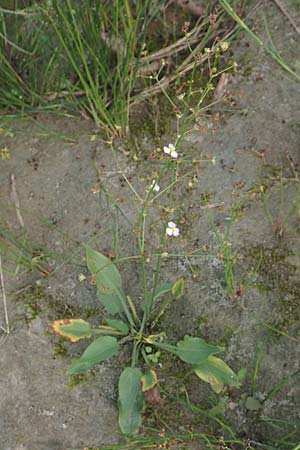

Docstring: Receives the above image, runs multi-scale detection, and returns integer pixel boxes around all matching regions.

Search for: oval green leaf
[118,367,144,435]
[175,336,224,365]
[67,336,119,375]
[86,246,127,315]
[245,396,261,411]
[50,319,92,342]
[97,290,124,315]
[193,355,239,392]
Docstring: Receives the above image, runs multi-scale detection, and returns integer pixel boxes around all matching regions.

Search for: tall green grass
[46,0,159,136]
[0,1,237,137]
[0,1,164,136]
[0,4,42,108]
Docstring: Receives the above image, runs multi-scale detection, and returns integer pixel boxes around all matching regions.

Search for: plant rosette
[51,246,239,435]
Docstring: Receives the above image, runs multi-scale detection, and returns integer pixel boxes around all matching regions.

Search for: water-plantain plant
[51,245,239,435]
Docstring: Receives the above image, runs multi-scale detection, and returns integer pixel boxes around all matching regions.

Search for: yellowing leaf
[141,370,158,393]
[50,319,92,342]
[172,278,185,298]
[144,332,166,344]
[193,355,239,392]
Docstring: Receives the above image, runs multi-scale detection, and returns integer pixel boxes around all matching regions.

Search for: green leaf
[150,336,223,366]
[67,361,91,375]
[86,245,122,290]
[245,396,261,411]
[97,290,124,315]
[141,369,158,393]
[67,336,119,375]
[106,319,129,334]
[50,319,92,342]
[193,355,239,393]
[143,283,173,312]
[118,367,144,435]
[86,245,125,314]
[172,278,185,298]
[175,336,224,365]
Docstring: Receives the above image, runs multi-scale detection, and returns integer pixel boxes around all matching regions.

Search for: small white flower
[149,180,160,192]
[163,144,178,159]
[220,41,229,52]
[166,221,180,237]
[78,273,86,282]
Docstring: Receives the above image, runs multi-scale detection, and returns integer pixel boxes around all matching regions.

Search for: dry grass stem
[10,174,24,228]
[0,256,10,337]
[133,26,237,104]
[286,152,300,183]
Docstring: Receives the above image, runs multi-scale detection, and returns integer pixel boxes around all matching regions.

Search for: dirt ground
[1,2,300,450]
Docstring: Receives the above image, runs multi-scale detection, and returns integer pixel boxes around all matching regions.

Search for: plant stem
[131,339,140,368]
[140,161,177,335]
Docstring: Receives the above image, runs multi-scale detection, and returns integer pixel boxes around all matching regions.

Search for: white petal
[154,185,160,192]
[173,228,180,236]
[166,228,173,236]
[171,150,178,159]
[163,146,171,154]
[169,144,175,151]
[168,221,176,228]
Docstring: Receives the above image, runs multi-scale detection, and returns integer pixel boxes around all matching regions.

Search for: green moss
[14,285,45,322]
[14,284,105,358]
[278,293,300,329]
[128,94,175,148]
[241,245,300,330]
[241,245,293,288]
[242,66,253,77]
[197,314,209,327]
[14,284,103,321]
[25,300,42,322]
[218,326,236,347]
[52,337,70,358]
[67,373,89,389]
